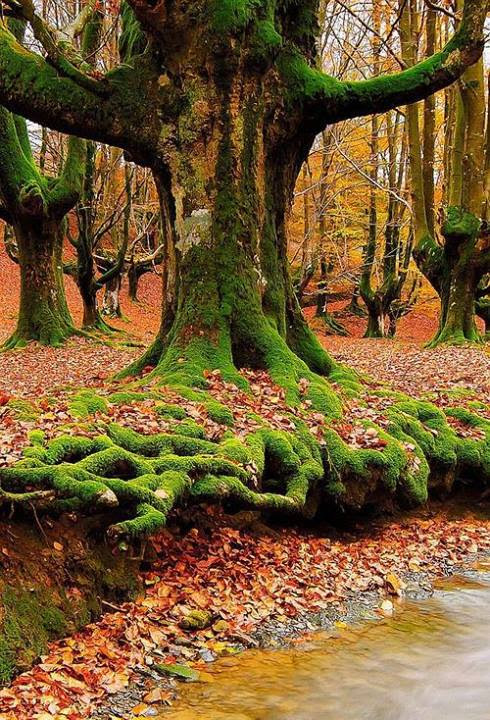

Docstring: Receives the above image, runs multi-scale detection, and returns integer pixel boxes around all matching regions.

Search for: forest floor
[0,247,489,718]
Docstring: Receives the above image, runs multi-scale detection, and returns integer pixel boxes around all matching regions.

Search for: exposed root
[2,307,489,538]
[1,381,488,539]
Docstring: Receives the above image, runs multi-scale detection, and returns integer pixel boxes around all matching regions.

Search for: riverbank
[156,566,490,720]
[0,499,489,719]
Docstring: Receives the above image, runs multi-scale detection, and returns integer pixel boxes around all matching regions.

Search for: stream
[160,567,490,720]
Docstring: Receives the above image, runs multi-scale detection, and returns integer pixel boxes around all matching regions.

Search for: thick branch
[302,0,487,126]
[48,136,86,216]
[0,22,152,156]
[9,0,107,96]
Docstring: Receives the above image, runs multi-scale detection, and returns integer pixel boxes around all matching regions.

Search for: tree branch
[6,0,108,97]
[300,0,487,126]
[0,22,151,156]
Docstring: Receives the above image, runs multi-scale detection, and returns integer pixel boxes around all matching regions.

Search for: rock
[179,609,213,631]
[385,572,406,597]
[212,619,230,633]
[380,599,394,615]
[154,663,200,682]
[199,648,216,663]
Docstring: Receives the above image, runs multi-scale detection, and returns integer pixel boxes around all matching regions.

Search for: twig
[29,501,49,543]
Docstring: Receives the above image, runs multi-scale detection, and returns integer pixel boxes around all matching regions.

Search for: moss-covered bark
[403,7,489,346]
[425,208,483,346]
[0,20,87,346]
[5,219,74,348]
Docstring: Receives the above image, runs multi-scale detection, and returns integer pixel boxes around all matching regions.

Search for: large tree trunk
[364,300,385,339]
[126,79,338,413]
[128,265,141,301]
[102,274,123,318]
[5,218,74,348]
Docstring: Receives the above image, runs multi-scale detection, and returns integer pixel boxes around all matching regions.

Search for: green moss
[155,402,188,420]
[204,400,234,426]
[175,419,207,439]
[442,206,481,241]
[7,398,39,422]
[68,390,108,418]
[278,50,343,104]
[27,429,45,446]
[119,1,148,63]
[179,609,213,631]
[0,587,68,683]
[210,0,261,32]
[107,391,151,405]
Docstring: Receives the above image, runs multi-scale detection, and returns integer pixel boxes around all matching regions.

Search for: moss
[27,429,45,446]
[7,398,39,422]
[219,437,253,465]
[278,50,343,104]
[107,391,152,405]
[175,420,207,439]
[68,390,108,418]
[210,0,261,33]
[204,400,234,426]
[155,402,188,420]
[0,586,68,683]
[169,385,208,403]
[179,609,213,631]
[119,1,148,63]
[442,206,481,241]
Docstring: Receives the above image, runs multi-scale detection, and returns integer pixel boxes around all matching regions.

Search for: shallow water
[162,568,490,720]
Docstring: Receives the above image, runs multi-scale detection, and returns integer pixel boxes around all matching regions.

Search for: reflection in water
[162,572,490,720]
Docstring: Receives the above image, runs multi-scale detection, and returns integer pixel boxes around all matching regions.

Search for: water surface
[162,569,490,720]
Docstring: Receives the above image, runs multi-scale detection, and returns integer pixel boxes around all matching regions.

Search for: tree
[0,7,104,345]
[63,141,127,330]
[0,24,85,347]
[0,0,487,537]
[359,110,413,338]
[403,0,490,345]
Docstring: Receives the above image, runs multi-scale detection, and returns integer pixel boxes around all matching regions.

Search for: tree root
[1,380,488,540]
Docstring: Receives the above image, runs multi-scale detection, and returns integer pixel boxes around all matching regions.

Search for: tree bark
[6,218,73,348]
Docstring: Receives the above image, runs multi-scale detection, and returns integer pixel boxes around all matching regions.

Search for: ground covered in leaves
[0,504,489,719]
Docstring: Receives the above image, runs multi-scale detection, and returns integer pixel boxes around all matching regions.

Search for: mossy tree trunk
[135,110,335,396]
[0,105,85,347]
[402,1,489,345]
[0,17,97,346]
[7,217,74,348]
[428,210,487,346]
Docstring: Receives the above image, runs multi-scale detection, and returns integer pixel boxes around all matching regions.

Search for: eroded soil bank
[0,515,141,687]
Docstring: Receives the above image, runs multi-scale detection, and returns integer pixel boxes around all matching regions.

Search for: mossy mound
[0,522,141,685]
[68,390,109,419]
